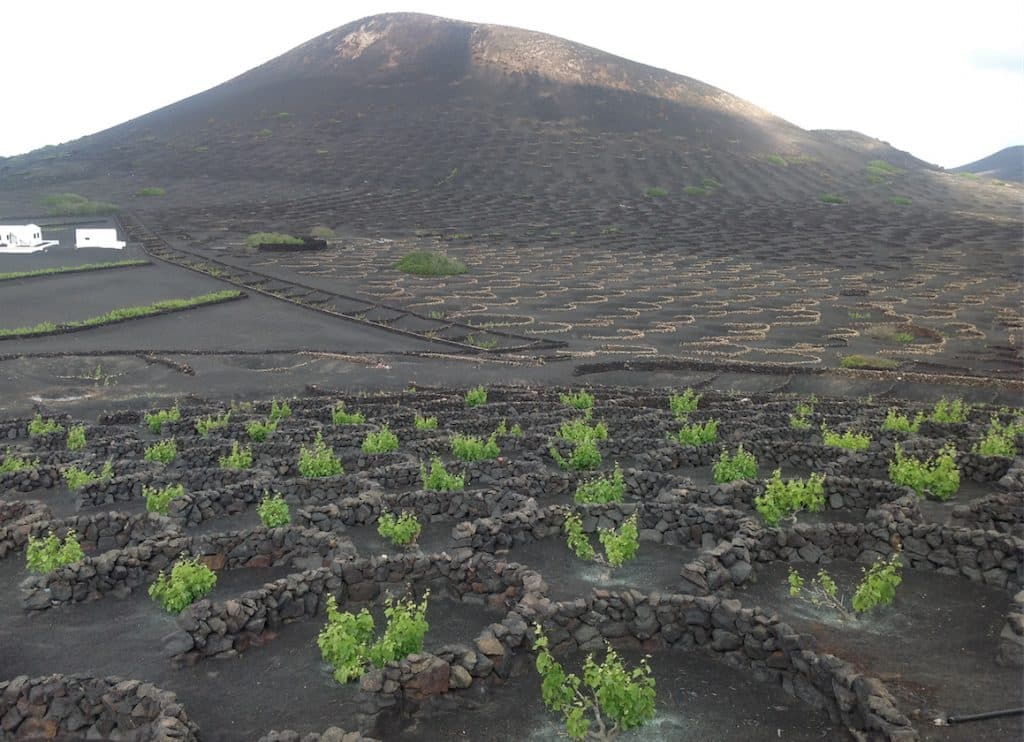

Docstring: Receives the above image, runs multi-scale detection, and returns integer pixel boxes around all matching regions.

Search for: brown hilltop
[0,12,1019,235]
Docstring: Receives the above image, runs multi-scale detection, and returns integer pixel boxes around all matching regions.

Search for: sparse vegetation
[820,193,844,204]
[66,424,86,452]
[890,196,912,206]
[268,400,292,422]
[195,411,231,437]
[298,432,343,477]
[420,456,465,491]
[135,187,166,197]
[669,389,701,418]
[645,187,667,197]
[331,403,365,425]
[29,414,63,436]
[766,154,788,167]
[451,433,500,462]
[821,424,872,451]
[788,552,902,620]
[219,441,253,470]
[683,185,707,196]
[246,418,278,442]
[362,425,399,454]
[840,354,898,370]
[865,160,902,183]
[563,512,640,567]
[557,418,608,443]
[560,390,595,411]
[465,386,488,406]
[393,250,468,276]
[63,460,114,490]
[0,449,38,474]
[144,438,178,464]
[865,325,915,344]
[929,397,969,424]
[245,232,301,248]
[310,225,336,240]
[789,396,816,430]
[882,408,924,434]
[44,192,118,216]
[889,443,960,499]
[550,438,603,471]
[713,446,758,483]
[144,484,185,515]
[258,493,291,528]
[0,260,148,283]
[413,413,438,430]
[145,404,180,434]
[574,464,626,504]
[973,416,1023,457]
[149,558,217,613]
[377,511,422,546]
[672,419,718,446]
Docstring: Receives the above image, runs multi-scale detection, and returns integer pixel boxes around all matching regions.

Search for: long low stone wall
[0,674,198,740]
[0,510,178,560]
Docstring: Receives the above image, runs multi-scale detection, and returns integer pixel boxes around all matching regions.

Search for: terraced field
[1,388,1021,740]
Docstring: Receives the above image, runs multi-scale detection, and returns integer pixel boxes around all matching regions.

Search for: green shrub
[821,424,871,451]
[362,425,399,454]
[789,396,816,429]
[683,185,706,196]
[0,449,38,474]
[669,388,701,418]
[377,511,422,546]
[414,413,438,430]
[563,512,597,561]
[63,460,114,490]
[574,464,626,504]
[148,558,217,613]
[144,484,185,515]
[145,404,180,434]
[331,403,365,425]
[533,627,656,741]
[268,400,292,422]
[26,530,84,573]
[451,433,500,462]
[246,419,278,442]
[560,390,595,411]
[298,432,343,477]
[550,438,602,471]
[598,513,640,567]
[420,457,465,492]
[318,592,430,683]
[557,418,608,443]
[713,446,758,483]
[673,419,718,446]
[393,250,468,277]
[973,416,1023,457]
[889,443,959,499]
[882,408,924,434]
[195,412,231,437]
[465,386,487,406]
[820,192,844,204]
[44,192,118,216]
[755,469,825,525]
[219,441,253,470]
[258,493,291,528]
[929,397,969,423]
[144,438,177,464]
[135,187,166,197]
[865,160,902,183]
[766,154,788,167]
[245,232,301,248]
[66,424,86,452]
[840,354,897,370]
[29,414,64,436]
[788,552,902,621]
[890,196,912,206]
[645,186,668,197]
[310,225,336,240]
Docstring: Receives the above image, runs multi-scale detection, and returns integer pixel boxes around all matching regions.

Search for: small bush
[195,412,231,437]
[331,403,365,425]
[929,397,969,423]
[451,433,500,462]
[135,187,165,197]
[574,464,626,504]
[149,558,217,613]
[755,469,825,525]
[310,225,336,240]
[44,192,118,216]
[598,513,640,567]
[26,530,84,573]
[645,186,668,197]
[298,432,343,477]
[557,418,608,443]
[683,185,706,196]
[268,400,292,422]
[973,416,1023,457]
[219,441,253,470]
[245,232,301,248]
[560,390,595,411]
[882,408,924,434]
[789,395,817,430]
[420,457,464,492]
[144,438,177,464]
[534,628,656,741]
[362,425,399,454]
[673,419,718,446]
[63,460,114,491]
[550,438,602,471]
[713,446,758,483]
[66,424,86,452]
[821,424,871,451]
[820,192,844,204]
[393,250,468,276]
[29,414,63,436]
[465,386,487,406]
[0,449,38,474]
[669,389,700,418]
[788,552,902,620]
[563,512,597,561]
[318,592,430,683]
[246,418,278,442]
[413,413,438,430]
[258,493,291,528]
[144,484,185,515]
[377,511,422,546]
[840,354,897,370]
[144,404,180,434]
[889,443,959,499]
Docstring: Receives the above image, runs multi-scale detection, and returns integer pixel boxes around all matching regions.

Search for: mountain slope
[951,145,1023,182]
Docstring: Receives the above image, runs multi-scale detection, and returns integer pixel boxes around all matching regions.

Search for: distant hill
[0,12,1017,232]
[951,146,1023,182]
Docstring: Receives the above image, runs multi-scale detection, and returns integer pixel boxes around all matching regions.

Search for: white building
[0,224,59,253]
[75,228,126,249]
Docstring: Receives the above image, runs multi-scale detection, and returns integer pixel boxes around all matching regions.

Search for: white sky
[2,1,1021,168]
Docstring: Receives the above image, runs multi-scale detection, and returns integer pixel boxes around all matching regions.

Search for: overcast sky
[2,1,1021,167]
